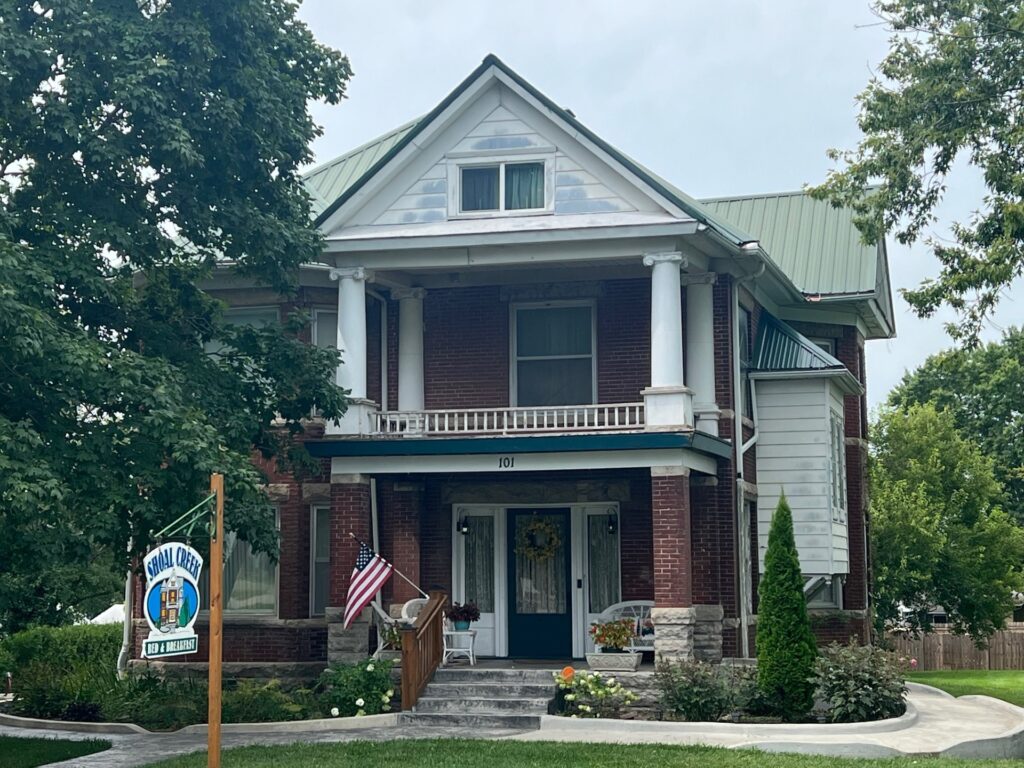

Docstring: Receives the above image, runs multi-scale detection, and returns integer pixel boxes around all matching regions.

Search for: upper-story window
[449,154,554,217]
[313,309,338,349]
[512,302,595,406]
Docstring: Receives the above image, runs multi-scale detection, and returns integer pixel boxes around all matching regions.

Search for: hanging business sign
[141,542,203,659]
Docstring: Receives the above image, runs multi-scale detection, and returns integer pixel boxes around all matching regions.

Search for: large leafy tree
[813,1,1024,342]
[889,327,1024,523]
[871,404,1024,640]
[0,0,351,632]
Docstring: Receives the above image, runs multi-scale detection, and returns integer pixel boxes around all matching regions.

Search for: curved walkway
[512,684,1024,758]
[1,684,1021,765]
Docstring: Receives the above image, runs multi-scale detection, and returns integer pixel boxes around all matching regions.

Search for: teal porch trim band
[305,430,731,460]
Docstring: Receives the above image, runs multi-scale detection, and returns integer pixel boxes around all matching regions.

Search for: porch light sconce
[606,515,618,535]
[456,518,470,536]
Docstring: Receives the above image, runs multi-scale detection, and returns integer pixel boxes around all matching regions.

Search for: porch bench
[596,600,656,653]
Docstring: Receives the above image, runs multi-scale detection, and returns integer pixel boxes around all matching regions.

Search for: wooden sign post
[208,473,224,768]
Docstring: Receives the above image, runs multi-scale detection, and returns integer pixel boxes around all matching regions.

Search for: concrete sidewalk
[2,683,1022,765]
[509,683,1024,759]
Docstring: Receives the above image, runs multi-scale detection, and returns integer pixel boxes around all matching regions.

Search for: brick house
[135,55,893,675]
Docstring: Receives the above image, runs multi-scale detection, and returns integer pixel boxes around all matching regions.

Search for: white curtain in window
[464,517,494,612]
[587,515,620,613]
[220,532,276,613]
[315,311,338,349]
[514,514,567,615]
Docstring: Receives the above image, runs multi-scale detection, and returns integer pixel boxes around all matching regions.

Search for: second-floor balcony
[372,402,645,437]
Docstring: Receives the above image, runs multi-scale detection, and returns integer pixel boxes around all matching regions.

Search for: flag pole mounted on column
[208,473,224,768]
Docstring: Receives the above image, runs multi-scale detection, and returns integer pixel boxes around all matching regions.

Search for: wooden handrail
[399,589,446,710]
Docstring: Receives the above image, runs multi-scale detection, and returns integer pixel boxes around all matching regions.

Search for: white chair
[596,600,656,653]
[404,598,476,666]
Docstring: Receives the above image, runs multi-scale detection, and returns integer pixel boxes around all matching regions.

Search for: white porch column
[393,287,426,412]
[686,275,721,435]
[642,252,693,429]
[328,267,376,435]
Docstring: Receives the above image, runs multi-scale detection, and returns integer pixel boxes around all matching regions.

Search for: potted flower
[586,618,641,671]
[447,601,480,631]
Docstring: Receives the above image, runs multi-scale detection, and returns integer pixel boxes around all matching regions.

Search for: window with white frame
[512,302,595,406]
[829,411,848,522]
[201,507,279,614]
[313,309,338,350]
[310,504,330,616]
[204,306,280,356]
[810,337,836,356]
[450,156,552,216]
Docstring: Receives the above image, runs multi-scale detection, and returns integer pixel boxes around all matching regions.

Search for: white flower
[330,707,340,717]
[386,689,394,698]
[355,697,365,707]
[366,663,375,672]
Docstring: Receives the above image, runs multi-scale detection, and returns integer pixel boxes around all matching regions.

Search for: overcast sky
[297,0,1023,408]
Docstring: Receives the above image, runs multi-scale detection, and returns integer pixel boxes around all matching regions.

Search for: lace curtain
[514,514,567,615]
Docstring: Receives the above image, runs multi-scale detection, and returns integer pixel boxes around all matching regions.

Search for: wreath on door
[516,517,561,562]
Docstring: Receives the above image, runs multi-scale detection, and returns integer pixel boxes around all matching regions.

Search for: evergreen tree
[757,493,818,721]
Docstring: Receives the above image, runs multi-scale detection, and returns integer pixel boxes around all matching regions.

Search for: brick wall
[329,481,372,606]
[131,620,326,663]
[377,480,423,603]
[651,471,693,608]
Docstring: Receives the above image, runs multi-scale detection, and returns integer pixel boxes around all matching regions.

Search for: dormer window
[448,154,554,217]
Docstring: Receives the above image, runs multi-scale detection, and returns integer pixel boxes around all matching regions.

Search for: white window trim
[809,337,836,356]
[829,410,848,524]
[509,299,598,407]
[309,504,330,617]
[446,151,555,219]
[223,305,281,325]
[311,307,338,348]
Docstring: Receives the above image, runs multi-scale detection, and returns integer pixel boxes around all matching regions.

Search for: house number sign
[497,456,516,469]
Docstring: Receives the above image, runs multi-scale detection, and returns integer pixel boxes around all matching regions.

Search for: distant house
[134,55,893,673]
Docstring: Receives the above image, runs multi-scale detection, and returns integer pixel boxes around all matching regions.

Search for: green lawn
[907,670,1024,707]
[146,740,1023,768]
[0,735,111,768]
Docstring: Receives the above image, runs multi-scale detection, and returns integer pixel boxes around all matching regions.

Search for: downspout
[733,259,765,657]
[116,538,133,679]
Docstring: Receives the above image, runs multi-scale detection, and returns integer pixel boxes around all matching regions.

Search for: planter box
[586,652,642,671]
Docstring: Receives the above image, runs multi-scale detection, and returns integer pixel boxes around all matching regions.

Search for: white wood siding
[756,377,835,576]
[371,102,636,225]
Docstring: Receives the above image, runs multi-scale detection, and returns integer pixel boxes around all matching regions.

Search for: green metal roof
[701,191,878,297]
[302,117,422,218]
[753,313,845,373]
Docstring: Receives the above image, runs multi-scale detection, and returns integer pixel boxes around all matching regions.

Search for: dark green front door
[507,508,572,659]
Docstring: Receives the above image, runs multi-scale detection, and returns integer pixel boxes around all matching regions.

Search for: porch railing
[373,402,645,436]
[399,589,446,710]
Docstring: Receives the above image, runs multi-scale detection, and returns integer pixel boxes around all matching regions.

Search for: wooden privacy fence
[887,623,1024,670]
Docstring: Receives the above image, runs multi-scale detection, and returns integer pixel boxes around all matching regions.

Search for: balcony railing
[372,402,645,437]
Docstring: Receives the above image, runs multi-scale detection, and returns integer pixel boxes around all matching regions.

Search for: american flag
[343,542,394,629]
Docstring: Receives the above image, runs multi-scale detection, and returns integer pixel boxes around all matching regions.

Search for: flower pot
[586,651,641,671]
[453,620,471,631]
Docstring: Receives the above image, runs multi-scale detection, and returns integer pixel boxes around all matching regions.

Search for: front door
[507,508,572,658]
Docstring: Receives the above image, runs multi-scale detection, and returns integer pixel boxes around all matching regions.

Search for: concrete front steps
[398,668,555,730]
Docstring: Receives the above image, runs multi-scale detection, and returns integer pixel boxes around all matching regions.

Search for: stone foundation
[326,607,370,663]
[652,604,724,662]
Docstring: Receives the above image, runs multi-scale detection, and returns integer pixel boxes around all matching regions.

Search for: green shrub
[101,672,207,731]
[553,668,636,718]
[2,624,121,720]
[223,680,315,724]
[316,659,395,717]
[655,660,759,721]
[756,493,818,721]
[812,641,908,723]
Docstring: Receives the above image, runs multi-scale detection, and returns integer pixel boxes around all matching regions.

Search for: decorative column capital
[390,287,427,301]
[329,266,371,282]
[642,251,687,268]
